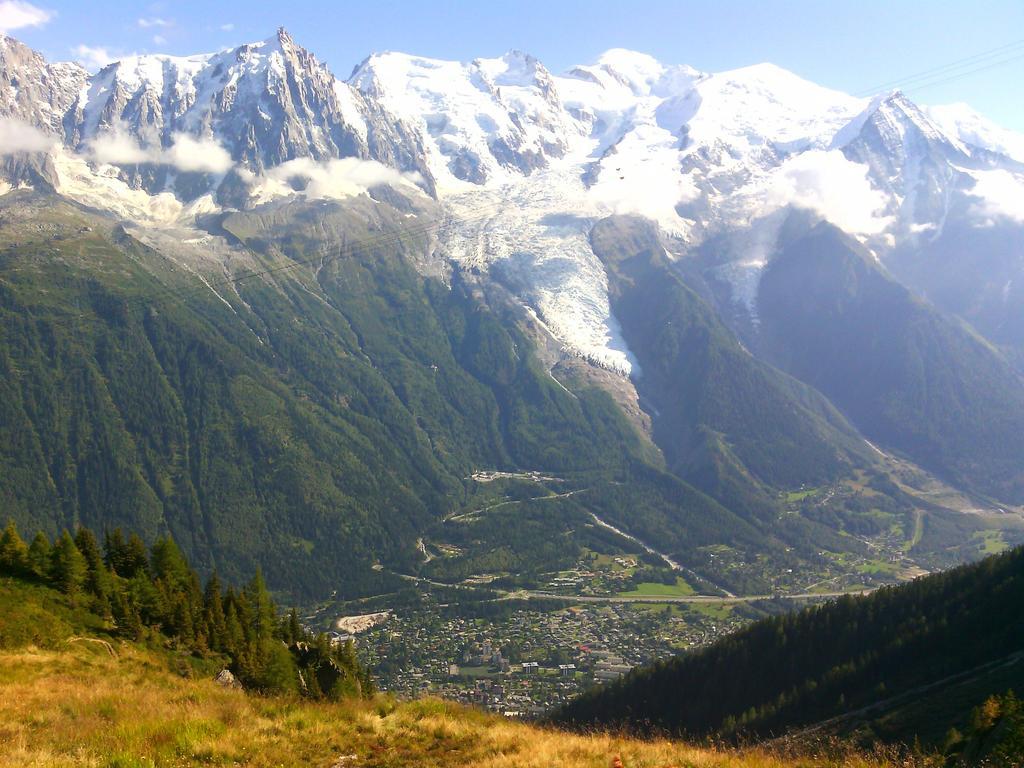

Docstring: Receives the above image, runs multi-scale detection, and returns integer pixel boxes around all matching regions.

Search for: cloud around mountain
[250,156,423,201]
[0,116,54,154]
[969,169,1024,224]
[87,126,233,174]
[764,149,892,235]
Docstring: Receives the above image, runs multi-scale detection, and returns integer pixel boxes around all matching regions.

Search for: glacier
[3,30,1024,378]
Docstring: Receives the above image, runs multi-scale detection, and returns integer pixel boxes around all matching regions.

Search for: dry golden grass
[0,643,900,768]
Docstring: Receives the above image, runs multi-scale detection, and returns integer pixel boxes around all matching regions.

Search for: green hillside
[590,216,909,540]
[555,545,1024,757]
[0,579,903,768]
[757,217,1024,505]
[0,519,371,698]
[0,192,795,601]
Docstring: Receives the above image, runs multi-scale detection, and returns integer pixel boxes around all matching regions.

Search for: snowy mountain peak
[871,90,962,148]
[15,30,432,201]
[3,32,1023,380]
[0,33,87,140]
[273,25,295,48]
[565,49,701,101]
[350,49,575,189]
[593,48,674,94]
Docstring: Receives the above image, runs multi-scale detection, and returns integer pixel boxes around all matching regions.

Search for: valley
[301,469,1011,715]
[1,13,1024,763]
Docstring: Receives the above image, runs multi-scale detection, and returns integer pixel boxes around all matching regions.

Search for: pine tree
[185,571,204,636]
[125,533,149,577]
[103,528,128,576]
[126,570,162,626]
[104,528,149,578]
[171,595,195,645]
[203,573,228,652]
[150,536,190,589]
[111,588,144,640]
[50,530,87,598]
[255,641,300,694]
[74,527,114,614]
[286,607,302,644]
[27,532,51,579]
[224,600,245,658]
[0,519,30,575]
[244,569,277,648]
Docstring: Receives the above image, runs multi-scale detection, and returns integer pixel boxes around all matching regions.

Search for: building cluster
[350,599,747,716]
[460,638,511,671]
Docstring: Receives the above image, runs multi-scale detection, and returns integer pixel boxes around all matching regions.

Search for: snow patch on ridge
[927,103,1024,163]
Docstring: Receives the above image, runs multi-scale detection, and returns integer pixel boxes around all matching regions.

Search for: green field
[784,487,820,502]
[972,529,1008,555]
[856,559,900,576]
[618,577,696,598]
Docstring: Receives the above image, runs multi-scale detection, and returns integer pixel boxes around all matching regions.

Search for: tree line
[0,519,372,699]
[554,545,1024,749]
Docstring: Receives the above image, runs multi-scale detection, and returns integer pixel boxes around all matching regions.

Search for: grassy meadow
[0,640,924,768]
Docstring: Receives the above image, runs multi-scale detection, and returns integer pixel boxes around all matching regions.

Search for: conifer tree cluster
[556,545,1024,745]
[0,520,372,699]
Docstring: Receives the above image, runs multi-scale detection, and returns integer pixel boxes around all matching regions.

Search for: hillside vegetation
[0,519,371,698]
[556,546,1024,759]
[0,192,674,600]
[0,567,918,768]
[590,215,876,526]
[757,218,1024,504]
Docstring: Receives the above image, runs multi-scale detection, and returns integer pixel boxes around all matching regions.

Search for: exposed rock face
[0,35,87,139]
[2,30,433,195]
[838,92,971,233]
[214,668,242,689]
[334,611,390,634]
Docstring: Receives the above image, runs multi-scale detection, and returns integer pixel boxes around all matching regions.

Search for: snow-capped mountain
[3,29,432,202]
[351,49,575,189]
[1,31,1023,375]
[0,34,86,138]
[347,44,1024,370]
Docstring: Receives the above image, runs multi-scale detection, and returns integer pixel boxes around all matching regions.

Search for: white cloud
[968,170,1024,224]
[262,157,421,200]
[137,16,170,28]
[87,125,154,165]
[763,149,892,235]
[152,34,166,45]
[219,23,234,32]
[0,117,54,154]
[0,0,53,32]
[164,133,233,174]
[70,44,115,71]
[87,126,233,174]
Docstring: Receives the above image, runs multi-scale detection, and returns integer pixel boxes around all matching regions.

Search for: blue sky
[4,0,1023,130]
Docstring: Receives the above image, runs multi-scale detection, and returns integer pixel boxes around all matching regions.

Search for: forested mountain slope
[2,191,782,602]
[555,546,1024,750]
[590,215,877,524]
[757,217,1024,504]
[0,191,672,598]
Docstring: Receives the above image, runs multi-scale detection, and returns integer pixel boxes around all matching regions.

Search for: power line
[900,51,1024,95]
[854,37,1024,96]
[4,38,1022,335]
